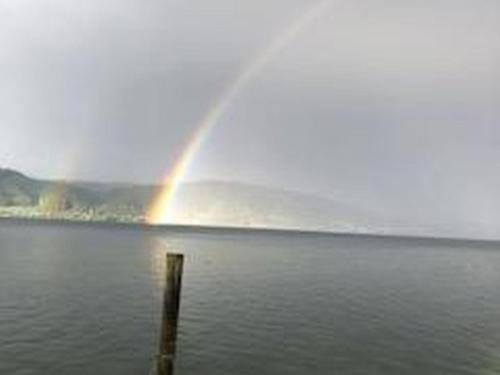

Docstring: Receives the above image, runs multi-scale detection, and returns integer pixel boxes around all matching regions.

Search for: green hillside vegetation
[0,168,378,233]
[101,185,156,212]
[0,169,43,206]
[0,169,151,222]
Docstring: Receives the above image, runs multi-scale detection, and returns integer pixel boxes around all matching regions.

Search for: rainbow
[147,0,332,224]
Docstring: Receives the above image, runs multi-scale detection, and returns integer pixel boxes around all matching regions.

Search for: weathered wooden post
[157,253,184,375]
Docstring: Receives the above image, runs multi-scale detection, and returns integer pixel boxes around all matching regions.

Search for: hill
[168,181,377,232]
[0,169,43,206]
[0,168,380,232]
[0,168,102,208]
[3,169,498,239]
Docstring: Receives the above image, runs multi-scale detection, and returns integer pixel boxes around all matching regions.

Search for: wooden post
[157,253,184,375]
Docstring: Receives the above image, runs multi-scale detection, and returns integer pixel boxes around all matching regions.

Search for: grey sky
[1,0,499,231]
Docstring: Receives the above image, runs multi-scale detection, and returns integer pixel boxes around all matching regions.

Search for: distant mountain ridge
[0,168,103,208]
[2,168,498,239]
[0,168,379,233]
[169,180,377,232]
[0,168,43,206]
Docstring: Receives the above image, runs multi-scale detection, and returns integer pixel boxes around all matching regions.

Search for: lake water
[1,220,500,375]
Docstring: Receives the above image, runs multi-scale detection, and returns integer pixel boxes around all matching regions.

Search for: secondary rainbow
[147,0,332,224]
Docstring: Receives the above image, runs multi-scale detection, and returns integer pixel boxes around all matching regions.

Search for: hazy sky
[1,0,499,231]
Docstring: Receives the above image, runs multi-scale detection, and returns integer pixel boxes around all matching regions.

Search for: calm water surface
[1,220,500,374]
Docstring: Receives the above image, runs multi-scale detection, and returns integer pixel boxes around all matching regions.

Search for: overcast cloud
[1,0,499,233]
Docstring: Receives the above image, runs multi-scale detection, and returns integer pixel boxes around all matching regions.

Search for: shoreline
[1,215,499,247]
